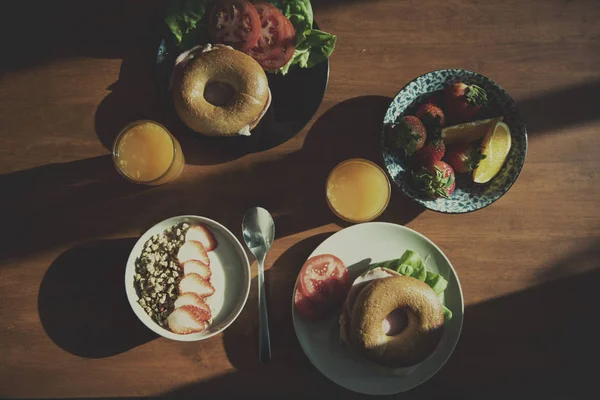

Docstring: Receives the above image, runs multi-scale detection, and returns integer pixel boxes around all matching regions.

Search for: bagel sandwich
[339,267,445,374]
[170,44,271,137]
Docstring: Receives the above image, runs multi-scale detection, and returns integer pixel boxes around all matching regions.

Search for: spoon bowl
[242,207,275,261]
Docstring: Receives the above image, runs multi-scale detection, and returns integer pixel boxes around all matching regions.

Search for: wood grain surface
[1,0,599,398]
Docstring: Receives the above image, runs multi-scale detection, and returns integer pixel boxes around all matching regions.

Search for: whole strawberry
[416,103,446,128]
[412,160,456,199]
[413,136,445,167]
[445,143,487,173]
[423,92,442,107]
[443,82,488,123]
[384,116,427,157]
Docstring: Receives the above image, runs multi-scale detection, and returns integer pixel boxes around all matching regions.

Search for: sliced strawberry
[183,260,212,281]
[294,287,324,322]
[177,240,210,266]
[175,293,211,318]
[167,305,209,334]
[179,273,216,298]
[185,224,218,252]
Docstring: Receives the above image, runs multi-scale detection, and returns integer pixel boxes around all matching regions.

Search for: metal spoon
[242,207,275,365]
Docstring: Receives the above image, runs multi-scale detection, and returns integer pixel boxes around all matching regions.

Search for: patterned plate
[381,69,527,213]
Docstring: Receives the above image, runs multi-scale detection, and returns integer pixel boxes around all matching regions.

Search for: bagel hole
[204,81,235,106]
[382,308,408,336]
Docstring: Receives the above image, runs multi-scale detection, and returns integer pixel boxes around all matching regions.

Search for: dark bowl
[155,23,329,155]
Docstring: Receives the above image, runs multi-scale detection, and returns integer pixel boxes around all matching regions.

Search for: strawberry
[175,293,212,317]
[416,103,445,127]
[179,273,216,297]
[412,160,456,198]
[413,136,446,167]
[177,240,210,266]
[443,82,488,123]
[185,224,217,252]
[167,305,209,334]
[423,92,442,107]
[384,116,427,157]
[183,260,212,281]
[444,143,487,173]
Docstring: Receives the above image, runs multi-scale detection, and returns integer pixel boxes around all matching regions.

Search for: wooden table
[1,0,599,398]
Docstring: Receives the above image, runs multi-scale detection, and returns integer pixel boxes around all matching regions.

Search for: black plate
[155,23,330,155]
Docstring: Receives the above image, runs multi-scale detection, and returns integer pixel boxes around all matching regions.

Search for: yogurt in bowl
[125,215,251,341]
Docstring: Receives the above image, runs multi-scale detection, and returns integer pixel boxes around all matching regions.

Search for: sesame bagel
[171,45,270,137]
[348,275,444,368]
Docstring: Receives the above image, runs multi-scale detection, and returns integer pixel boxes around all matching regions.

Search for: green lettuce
[165,0,210,51]
[368,249,453,321]
[164,0,336,75]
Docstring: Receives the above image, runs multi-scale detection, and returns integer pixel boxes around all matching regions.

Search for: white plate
[125,215,251,341]
[292,222,464,395]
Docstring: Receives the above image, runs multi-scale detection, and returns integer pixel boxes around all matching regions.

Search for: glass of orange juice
[113,120,185,185]
[326,158,391,223]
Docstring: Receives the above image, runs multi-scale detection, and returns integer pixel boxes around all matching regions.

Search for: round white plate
[292,222,464,395]
[125,215,251,341]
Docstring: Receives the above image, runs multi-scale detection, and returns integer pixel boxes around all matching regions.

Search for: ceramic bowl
[125,215,251,341]
[381,69,527,213]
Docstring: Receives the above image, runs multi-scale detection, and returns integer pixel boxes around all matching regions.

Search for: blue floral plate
[381,69,527,213]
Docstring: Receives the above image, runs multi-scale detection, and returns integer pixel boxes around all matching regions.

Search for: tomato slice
[299,254,349,307]
[294,287,323,321]
[256,16,296,70]
[208,0,261,53]
[248,2,297,69]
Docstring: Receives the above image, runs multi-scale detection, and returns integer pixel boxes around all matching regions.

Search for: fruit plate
[155,23,329,154]
[381,69,528,213]
[125,215,251,342]
[292,223,464,395]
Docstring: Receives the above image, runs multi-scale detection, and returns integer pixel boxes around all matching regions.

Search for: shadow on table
[162,233,448,399]
[228,95,425,237]
[518,79,600,136]
[440,241,600,399]
[0,155,150,262]
[161,240,600,399]
[38,238,157,358]
[1,95,424,264]
[1,0,163,70]
[162,233,367,399]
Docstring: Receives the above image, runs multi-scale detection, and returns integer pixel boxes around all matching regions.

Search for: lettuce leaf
[165,0,210,50]
[442,306,453,321]
[367,249,452,320]
[164,0,335,75]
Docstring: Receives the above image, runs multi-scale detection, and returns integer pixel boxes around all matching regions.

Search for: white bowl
[125,215,251,341]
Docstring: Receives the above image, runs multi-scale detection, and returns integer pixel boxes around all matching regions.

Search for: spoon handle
[257,258,271,365]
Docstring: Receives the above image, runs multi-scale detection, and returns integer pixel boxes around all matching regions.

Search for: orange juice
[326,158,391,223]
[113,120,185,185]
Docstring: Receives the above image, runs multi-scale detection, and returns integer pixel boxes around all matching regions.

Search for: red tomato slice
[208,0,261,53]
[256,15,296,70]
[299,254,349,307]
[248,2,297,69]
[294,287,323,321]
